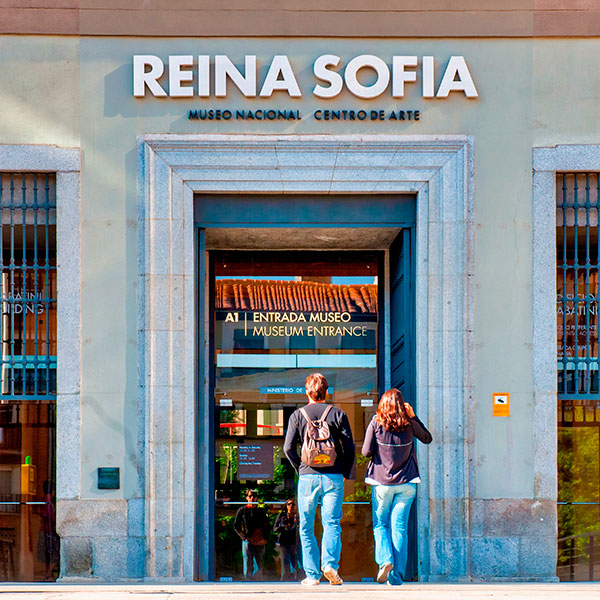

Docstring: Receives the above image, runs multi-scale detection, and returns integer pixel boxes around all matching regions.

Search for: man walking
[283,373,355,586]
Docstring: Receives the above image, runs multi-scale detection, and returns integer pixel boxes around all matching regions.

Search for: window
[1,173,56,399]
[556,173,600,581]
[0,172,58,581]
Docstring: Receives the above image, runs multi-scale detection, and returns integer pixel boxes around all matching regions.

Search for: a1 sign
[493,393,510,417]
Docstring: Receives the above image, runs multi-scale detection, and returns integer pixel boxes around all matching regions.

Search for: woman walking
[362,388,432,585]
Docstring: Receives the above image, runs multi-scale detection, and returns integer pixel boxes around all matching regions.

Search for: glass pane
[0,174,57,399]
[556,173,600,397]
[0,401,57,581]
[213,252,379,581]
[557,399,600,581]
[0,173,58,581]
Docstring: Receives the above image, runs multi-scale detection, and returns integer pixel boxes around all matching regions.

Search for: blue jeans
[371,482,416,584]
[277,543,299,580]
[241,541,265,580]
[297,473,344,580]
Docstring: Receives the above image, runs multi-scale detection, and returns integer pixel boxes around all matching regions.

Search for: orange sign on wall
[493,393,510,417]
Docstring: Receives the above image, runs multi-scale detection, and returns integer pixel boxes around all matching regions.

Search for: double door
[209,237,414,581]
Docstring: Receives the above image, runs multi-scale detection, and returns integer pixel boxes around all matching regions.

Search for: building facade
[0,1,599,583]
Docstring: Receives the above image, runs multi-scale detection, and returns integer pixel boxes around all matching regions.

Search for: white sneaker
[322,567,343,585]
[377,562,393,583]
[301,576,320,586]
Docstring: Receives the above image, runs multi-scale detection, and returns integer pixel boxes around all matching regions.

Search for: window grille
[0,173,56,399]
[557,173,600,398]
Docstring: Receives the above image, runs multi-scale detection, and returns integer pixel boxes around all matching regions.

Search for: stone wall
[58,499,145,580]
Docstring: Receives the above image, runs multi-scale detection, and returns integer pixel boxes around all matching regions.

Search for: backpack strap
[299,404,333,423]
[320,404,334,422]
[299,407,311,423]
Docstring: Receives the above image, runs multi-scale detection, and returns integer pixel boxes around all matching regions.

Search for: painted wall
[1,34,599,577]
[0,37,79,146]
[76,37,537,502]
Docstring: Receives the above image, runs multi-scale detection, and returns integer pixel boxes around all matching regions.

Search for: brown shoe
[377,563,393,583]
[323,567,343,585]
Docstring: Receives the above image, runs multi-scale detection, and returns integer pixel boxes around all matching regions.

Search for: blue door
[389,228,418,581]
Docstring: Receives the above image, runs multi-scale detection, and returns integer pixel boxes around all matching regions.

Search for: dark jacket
[283,402,355,479]
[273,509,299,547]
[234,504,270,545]
[362,415,432,485]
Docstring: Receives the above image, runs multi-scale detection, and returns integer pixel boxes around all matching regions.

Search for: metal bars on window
[0,173,57,399]
[557,173,600,399]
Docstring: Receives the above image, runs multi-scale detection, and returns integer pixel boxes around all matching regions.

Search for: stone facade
[1,131,563,582]
[4,33,591,580]
[139,135,475,581]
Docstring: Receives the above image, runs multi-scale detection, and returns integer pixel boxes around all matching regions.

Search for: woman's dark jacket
[273,509,299,547]
[362,415,432,485]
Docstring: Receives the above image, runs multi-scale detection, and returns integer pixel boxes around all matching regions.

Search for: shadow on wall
[104,59,314,134]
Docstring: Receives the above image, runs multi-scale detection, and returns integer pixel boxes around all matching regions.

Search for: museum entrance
[209,242,415,582]
[194,192,417,582]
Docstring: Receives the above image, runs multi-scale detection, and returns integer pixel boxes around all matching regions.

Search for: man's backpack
[299,405,338,468]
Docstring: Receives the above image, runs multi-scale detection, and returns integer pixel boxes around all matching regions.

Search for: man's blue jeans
[241,541,265,580]
[371,482,417,584]
[297,473,344,580]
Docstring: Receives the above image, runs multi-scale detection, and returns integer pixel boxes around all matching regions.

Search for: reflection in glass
[557,400,600,580]
[556,173,600,396]
[0,173,57,581]
[0,402,57,581]
[213,252,379,581]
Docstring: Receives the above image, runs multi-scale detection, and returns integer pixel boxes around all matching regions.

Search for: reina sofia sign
[133,54,478,99]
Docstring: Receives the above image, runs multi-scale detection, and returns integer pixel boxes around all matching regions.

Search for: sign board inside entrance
[238,442,274,480]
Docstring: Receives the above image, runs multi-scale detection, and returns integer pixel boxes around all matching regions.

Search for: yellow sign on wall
[493,393,510,417]
[20,456,36,495]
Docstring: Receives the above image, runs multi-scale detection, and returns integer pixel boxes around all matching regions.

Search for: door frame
[138,135,474,581]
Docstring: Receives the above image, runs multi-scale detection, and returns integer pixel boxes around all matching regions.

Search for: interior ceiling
[204,227,402,250]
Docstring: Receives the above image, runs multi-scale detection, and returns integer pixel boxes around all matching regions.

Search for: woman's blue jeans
[371,482,417,584]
